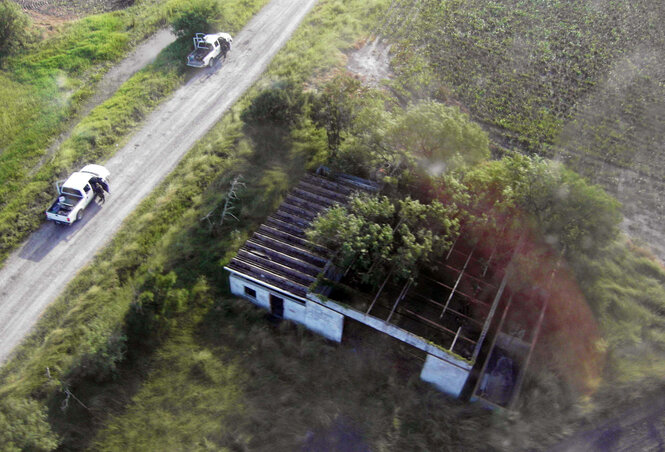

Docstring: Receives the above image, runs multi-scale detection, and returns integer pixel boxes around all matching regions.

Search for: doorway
[270,294,284,318]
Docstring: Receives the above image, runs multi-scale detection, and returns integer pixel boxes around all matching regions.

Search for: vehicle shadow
[18,201,104,262]
[200,56,228,81]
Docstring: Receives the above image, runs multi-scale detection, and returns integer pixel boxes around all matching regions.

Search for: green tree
[307,193,459,284]
[387,100,490,173]
[307,193,395,273]
[241,81,306,128]
[0,0,31,61]
[241,81,307,155]
[311,74,367,155]
[333,100,489,182]
[462,154,621,254]
[170,0,222,38]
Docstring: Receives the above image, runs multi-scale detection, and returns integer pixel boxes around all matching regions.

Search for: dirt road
[0,0,318,364]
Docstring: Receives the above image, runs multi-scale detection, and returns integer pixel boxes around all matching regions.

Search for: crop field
[385,0,665,258]
[18,0,135,17]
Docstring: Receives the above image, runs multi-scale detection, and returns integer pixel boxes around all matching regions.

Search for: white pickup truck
[45,164,110,225]
[186,32,233,68]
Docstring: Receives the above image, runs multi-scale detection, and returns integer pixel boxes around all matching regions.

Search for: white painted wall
[229,272,472,398]
[229,274,270,309]
[420,354,471,397]
[304,300,344,342]
[229,274,344,341]
[283,297,307,323]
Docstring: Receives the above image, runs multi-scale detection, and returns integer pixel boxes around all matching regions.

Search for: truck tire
[76,210,83,222]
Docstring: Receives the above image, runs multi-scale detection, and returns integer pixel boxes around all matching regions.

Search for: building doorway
[270,294,284,318]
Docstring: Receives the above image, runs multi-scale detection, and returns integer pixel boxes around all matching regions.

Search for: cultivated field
[385,0,665,260]
[18,0,134,17]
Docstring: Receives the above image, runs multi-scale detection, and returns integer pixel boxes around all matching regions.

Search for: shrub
[0,397,58,451]
[0,0,31,61]
[170,0,222,38]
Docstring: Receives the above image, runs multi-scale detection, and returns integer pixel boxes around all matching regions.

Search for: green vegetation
[308,193,460,284]
[170,0,222,38]
[386,0,665,156]
[384,0,665,258]
[0,0,269,263]
[0,0,393,449]
[0,0,33,61]
[1,0,665,450]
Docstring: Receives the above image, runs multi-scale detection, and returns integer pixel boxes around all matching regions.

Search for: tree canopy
[306,192,460,284]
[0,0,31,61]
[330,99,490,182]
[170,0,222,38]
[461,154,622,255]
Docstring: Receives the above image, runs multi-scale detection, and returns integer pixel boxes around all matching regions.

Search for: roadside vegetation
[0,0,268,263]
[1,0,665,451]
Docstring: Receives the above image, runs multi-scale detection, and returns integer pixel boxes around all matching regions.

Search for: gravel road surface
[0,0,317,364]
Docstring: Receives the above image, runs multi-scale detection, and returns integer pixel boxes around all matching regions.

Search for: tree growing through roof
[306,192,460,285]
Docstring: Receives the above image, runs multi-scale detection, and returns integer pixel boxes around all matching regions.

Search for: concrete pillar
[420,354,471,397]
[305,300,344,342]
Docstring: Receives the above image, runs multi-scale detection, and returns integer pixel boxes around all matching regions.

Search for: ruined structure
[225,173,551,408]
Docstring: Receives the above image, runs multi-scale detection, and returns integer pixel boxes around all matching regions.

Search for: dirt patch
[346,37,392,87]
[18,0,134,17]
[23,9,73,36]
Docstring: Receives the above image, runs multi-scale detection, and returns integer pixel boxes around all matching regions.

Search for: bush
[0,397,58,451]
[170,0,222,38]
[0,0,31,61]
[241,81,306,128]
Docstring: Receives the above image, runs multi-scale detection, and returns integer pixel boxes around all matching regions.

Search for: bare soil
[18,0,134,17]
[346,37,392,87]
[0,0,318,364]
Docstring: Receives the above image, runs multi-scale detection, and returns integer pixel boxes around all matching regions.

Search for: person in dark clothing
[92,181,105,204]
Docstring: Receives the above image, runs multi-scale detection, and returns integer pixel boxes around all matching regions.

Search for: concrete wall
[420,354,471,397]
[304,299,344,342]
[229,274,270,310]
[307,293,473,397]
[229,273,472,398]
[229,273,343,342]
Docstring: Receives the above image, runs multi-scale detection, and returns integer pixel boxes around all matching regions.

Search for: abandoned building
[224,172,551,409]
